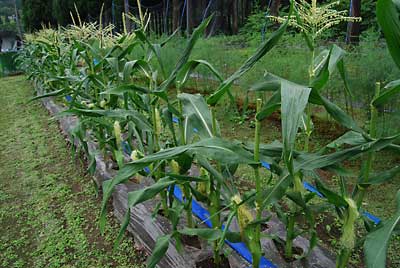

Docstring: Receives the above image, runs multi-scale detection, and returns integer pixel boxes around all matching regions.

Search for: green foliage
[22,0,54,31]
[21,0,112,31]
[364,191,400,268]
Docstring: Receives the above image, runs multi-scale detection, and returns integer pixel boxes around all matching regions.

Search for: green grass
[155,30,400,135]
[0,75,145,268]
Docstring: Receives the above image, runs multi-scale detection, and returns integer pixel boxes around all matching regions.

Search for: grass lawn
[0,75,145,268]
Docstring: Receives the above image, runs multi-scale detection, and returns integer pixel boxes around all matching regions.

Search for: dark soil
[196,255,231,268]
[181,234,202,249]
[273,239,304,263]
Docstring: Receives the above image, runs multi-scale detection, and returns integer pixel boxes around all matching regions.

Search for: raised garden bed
[40,94,338,268]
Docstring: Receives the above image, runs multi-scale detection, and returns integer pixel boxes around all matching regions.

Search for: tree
[172,0,180,31]
[14,0,23,40]
[270,0,281,16]
[346,0,361,43]
[22,0,54,31]
[232,0,239,34]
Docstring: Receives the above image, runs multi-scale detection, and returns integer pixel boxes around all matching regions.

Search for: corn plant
[19,1,400,268]
[268,0,360,151]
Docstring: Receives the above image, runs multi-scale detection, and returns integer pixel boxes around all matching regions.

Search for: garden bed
[39,94,337,268]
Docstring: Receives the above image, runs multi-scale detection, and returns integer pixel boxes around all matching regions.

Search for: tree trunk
[346,0,361,43]
[270,0,281,16]
[124,0,131,32]
[172,0,180,31]
[260,0,268,10]
[232,0,239,34]
[187,0,193,35]
[245,0,252,17]
[14,0,23,41]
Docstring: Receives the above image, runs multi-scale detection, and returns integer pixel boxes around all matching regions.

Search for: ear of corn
[341,198,359,250]
[114,121,122,148]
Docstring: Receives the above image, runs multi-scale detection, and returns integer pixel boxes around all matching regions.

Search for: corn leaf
[99,163,148,233]
[101,84,149,95]
[59,108,152,131]
[147,234,172,268]
[178,228,222,241]
[315,179,347,207]
[176,60,223,89]
[372,79,400,106]
[256,91,281,121]
[207,19,289,106]
[30,88,66,101]
[281,79,311,165]
[377,0,400,70]
[364,191,400,268]
[178,93,218,141]
[310,90,364,134]
[311,45,349,96]
[122,60,152,80]
[249,72,281,92]
[255,72,362,133]
[126,138,256,166]
[249,73,282,121]
[261,173,292,209]
[157,16,213,93]
[359,166,400,186]
[296,134,400,171]
[128,177,175,208]
[327,131,367,148]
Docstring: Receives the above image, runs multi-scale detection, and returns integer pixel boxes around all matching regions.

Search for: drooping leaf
[114,207,131,249]
[261,173,292,209]
[178,228,222,241]
[99,163,148,233]
[122,59,152,80]
[129,137,256,165]
[310,90,364,134]
[372,79,400,106]
[178,93,217,142]
[176,60,223,89]
[281,79,311,163]
[30,88,66,101]
[189,138,256,165]
[207,11,291,106]
[59,108,152,131]
[359,166,400,186]
[147,234,172,268]
[311,45,349,94]
[249,72,281,92]
[315,179,347,207]
[101,84,149,95]
[364,191,400,268]
[259,72,362,133]
[296,135,400,171]
[327,131,367,148]
[127,177,175,208]
[156,16,213,93]
[377,0,400,70]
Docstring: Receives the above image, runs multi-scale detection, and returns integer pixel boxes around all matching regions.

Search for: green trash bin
[0,51,18,77]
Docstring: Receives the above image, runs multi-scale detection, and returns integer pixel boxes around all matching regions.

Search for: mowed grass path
[0,76,144,268]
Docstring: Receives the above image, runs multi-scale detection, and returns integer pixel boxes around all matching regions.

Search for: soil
[181,234,202,249]
[273,239,304,263]
[196,255,231,268]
